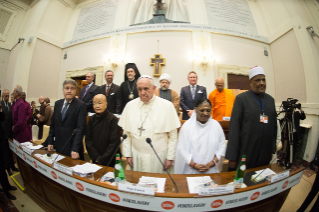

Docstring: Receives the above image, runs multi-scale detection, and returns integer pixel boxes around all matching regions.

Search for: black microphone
[146,138,179,193]
[51,129,77,164]
[98,134,127,182]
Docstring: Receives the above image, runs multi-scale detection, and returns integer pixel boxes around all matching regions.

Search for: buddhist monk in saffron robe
[208,78,235,121]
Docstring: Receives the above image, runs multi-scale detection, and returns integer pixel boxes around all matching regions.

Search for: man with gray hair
[119,75,180,174]
[155,73,180,114]
[46,79,87,159]
[79,72,99,113]
[12,85,32,143]
[96,70,122,114]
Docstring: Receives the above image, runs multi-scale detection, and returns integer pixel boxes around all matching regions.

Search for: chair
[33,125,50,145]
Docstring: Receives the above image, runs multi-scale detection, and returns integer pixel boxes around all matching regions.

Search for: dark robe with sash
[225,91,277,169]
[120,79,138,112]
[85,110,121,167]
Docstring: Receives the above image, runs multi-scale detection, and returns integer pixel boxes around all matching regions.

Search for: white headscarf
[174,111,226,174]
[248,66,265,79]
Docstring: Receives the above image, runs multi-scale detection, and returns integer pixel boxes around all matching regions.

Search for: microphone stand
[146,138,179,193]
[98,134,127,182]
[50,129,76,164]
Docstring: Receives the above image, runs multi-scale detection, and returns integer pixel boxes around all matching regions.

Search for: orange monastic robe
[208,89,235,121]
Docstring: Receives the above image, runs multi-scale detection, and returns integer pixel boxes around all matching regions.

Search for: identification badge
[34,118,36,121]
[263,115,268,123]
[260,114,264,123]
[129,93,134,100]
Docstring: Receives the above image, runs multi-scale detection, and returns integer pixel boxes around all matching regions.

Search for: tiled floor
[1,168,317,212]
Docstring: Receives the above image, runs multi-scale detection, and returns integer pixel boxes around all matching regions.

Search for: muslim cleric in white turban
[174,98,226,174]
[225,66,277,170]
[154,73,180,114]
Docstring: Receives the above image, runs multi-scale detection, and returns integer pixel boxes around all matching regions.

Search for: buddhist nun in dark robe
[85,94,121,167]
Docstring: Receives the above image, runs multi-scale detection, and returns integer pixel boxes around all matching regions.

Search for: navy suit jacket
[180,85,207,120]
[45,98,87,159]
[96,84,122,114]
[79,84,99,113]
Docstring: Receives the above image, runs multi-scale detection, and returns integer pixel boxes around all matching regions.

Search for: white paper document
[187,176,214,194]
[72,163,102,174]
[29,145,43,150]
[255,168,276,177]
[20,142,33,147]
[139,176,166,193]
[34,153,65,164]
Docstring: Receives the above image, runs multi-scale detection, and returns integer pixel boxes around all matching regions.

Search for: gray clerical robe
[85,110,121,167]
[225,91,277,169]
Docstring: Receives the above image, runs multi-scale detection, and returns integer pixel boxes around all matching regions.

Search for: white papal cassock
[119,95,181,174]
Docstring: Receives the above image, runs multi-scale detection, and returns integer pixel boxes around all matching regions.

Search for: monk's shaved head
[93,94,107,114]
[215,78,224,92]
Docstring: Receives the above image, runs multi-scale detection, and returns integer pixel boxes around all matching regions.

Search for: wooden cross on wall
[150,54,166,77]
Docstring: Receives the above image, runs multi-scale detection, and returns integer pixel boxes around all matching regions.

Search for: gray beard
[161,87,168,91]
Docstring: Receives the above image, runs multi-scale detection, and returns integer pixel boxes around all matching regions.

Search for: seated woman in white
[174,98,226,174]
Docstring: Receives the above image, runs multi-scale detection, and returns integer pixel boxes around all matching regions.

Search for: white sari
[174,112,226,174]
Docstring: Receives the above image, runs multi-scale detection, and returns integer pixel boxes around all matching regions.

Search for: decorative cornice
[0,0,28,11]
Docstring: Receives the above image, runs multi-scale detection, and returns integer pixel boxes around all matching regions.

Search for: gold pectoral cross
[150,54,166,77]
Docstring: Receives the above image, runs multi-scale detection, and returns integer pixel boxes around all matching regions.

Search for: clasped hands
[47,145,80,160]
[190,160,216,172]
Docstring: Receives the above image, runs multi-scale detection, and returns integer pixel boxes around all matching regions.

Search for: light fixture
[193,54,216,75]
[18,38,25,43]
[306,26,319,38]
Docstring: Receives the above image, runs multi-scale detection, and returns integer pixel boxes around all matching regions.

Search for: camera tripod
[279,112,295,169]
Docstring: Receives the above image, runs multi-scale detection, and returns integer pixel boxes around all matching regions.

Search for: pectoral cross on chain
[150,54,166,77]
[138,126,145,136]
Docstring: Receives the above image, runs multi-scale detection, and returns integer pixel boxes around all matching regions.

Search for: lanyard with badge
[251,90,268,123]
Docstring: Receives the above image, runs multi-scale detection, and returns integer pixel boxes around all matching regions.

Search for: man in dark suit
[0,107,17,200]
[79,72,99,113]
[96,70,122,114]
[46,80,87,159]
[180,71,207,120]
[1,89,18,175]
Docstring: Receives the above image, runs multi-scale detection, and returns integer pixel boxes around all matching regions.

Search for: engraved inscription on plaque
[73,0,118,40]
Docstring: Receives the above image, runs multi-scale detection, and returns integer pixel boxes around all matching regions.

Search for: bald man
[85,94,121,167]
[208,78,235,121]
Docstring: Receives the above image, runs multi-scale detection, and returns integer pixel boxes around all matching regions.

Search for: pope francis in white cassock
[119,75,180,174]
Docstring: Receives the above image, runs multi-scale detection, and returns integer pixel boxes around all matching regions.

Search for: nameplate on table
[22,146,33,155]
[118,183,155,196]
[270,170,290,183]
[222,117,231,121]
[198,186,235,196]
[53,163,73,176]
[13,139,20,147]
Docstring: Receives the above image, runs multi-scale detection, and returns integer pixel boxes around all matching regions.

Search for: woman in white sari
[174,98,226,174]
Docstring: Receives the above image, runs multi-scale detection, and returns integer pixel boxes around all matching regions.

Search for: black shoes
[7,170,13,176]
[11,166,19,172]
[9,186,17,191]
[4,191,16,200]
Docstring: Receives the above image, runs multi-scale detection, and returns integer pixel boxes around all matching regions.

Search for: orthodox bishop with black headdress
[120,63,141,112]
[119,75,180,174]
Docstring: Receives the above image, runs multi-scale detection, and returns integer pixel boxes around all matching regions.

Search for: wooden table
[9,140,303,212]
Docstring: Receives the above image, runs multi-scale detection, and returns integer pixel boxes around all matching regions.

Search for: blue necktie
[62,102,70,121]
